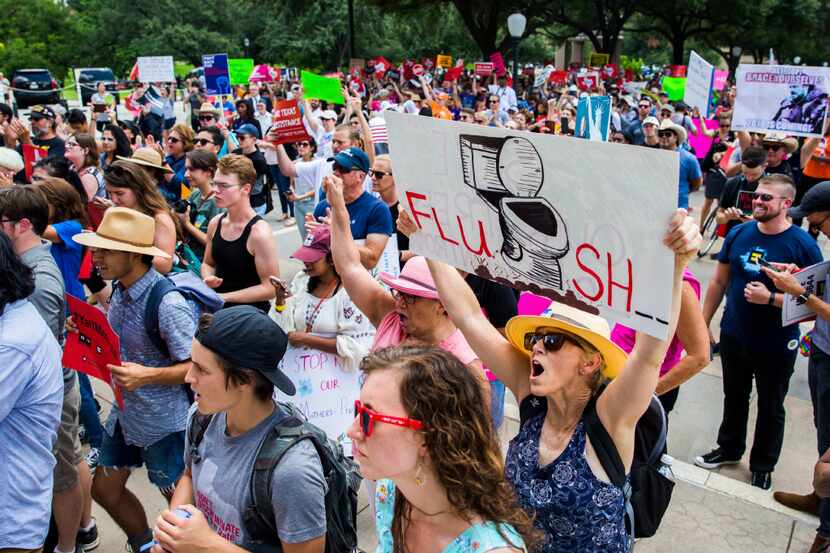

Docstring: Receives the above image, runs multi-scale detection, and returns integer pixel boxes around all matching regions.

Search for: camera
[174,199,190,214]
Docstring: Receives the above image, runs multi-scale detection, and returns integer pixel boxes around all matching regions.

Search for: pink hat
[379,256,439,300]
[291,226,331,263]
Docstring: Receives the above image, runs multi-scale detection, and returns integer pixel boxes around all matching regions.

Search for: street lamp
[507,12,526,89]
[243,37,250,58]
[793,56,802,65]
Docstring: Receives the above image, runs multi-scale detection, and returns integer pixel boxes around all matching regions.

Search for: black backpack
[188,402,361,553]
[583,391,674,547]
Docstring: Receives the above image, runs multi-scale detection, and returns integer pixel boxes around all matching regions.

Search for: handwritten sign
[203,53,231,95]
[269,99,310,145]
[385,112,678,339]
[732,64,830,137]
[137,56,175,83]
[274,339,363,455]
[783,260,830,325]
[62,295,124,409]
[685,51,715,117]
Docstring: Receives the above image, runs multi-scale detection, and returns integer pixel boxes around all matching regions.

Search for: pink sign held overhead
[490,52,507,76]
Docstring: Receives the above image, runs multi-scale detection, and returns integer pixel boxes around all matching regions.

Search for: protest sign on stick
[268,100,310,145]
[203,53,231,95]
[575,96,611,141]
[490,53,507,76]
[62,295,124,409]
[385,112,678,339]
[137,56,175,83]
[301,71,346,105]
[685,51,715,117]
[228,58,254,85]
[732,64,830,137]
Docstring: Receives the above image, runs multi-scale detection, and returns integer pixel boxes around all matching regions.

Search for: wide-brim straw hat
[505,301,628,379]
[116,148,173,173]
[762,133,798,154]
[73,207,171,258]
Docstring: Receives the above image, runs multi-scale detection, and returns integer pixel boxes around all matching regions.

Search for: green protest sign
[662,76,686,102]
[301,71,345,105]
[228,58,254,85]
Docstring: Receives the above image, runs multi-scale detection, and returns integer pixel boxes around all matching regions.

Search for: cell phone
[269,276,289,291]
[757,258,780,272]
[560,117,570,133]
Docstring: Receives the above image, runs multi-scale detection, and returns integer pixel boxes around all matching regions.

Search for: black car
[77,67,119,106]
[11,68,62,108]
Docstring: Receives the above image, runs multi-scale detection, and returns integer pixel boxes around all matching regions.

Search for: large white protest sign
[137,56,175,83]
[386,112,678,339]
[782,260,830,326]
[732,64,830,137]
[275,337,362,455]
[685,51,715,117]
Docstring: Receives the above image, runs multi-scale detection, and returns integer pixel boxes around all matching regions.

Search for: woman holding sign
[424,210,700,553]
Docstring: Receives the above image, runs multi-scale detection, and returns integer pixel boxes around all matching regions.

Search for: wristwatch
[768,291,776,305]
[798,292,812,303]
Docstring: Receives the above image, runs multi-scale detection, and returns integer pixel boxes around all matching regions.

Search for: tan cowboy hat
[762,133,798,154]
[659,118,687,144]
[197,102,220,116]
[116,148,173,173]
[505,302,628,379]
[73,207,171,258]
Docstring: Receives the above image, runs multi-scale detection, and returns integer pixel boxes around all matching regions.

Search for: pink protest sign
[490,52,507,76]
[689,119,718,160]
[713,70,729,91]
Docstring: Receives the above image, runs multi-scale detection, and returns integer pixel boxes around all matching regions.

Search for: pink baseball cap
[291,226,331,263]
[379,256,440,300]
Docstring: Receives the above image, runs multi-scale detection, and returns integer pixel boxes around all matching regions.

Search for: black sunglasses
[370,170,392,179]
[333,163,355,174]
[524,331,581,352]
[764,144,783,151]
[167,136,181,143]
[751,192,786,201]
[195,138,214,146]
[296,141,311,147]
[658,131,676,138]
[199,115,215,120]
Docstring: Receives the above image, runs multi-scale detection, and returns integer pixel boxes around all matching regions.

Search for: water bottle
[657,454,675,482]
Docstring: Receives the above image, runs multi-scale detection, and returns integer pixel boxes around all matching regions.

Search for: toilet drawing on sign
[459,134,569,289]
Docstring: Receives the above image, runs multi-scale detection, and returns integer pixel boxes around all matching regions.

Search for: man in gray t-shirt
[154,306,327,553]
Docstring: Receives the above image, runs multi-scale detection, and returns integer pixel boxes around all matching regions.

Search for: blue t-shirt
[677,148,701,209]
[50,220,85,301]
[719,221,823,350]
[313,191,393,240]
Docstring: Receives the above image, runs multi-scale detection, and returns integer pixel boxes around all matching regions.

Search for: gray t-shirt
[185,403,328,549]
[20,242,72,383]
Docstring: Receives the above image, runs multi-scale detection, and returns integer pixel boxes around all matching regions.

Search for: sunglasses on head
[195,138,213,146]
[354,400,423,437]
[524,330,584,352]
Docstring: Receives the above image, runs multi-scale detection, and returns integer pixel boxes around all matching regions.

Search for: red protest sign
[269,100,311,145]
[62,295,124,410]
[549,70,569,85]
[489,53,507,76]
[668,65,687,77]
[444,66,464,82]
[412,64,425,77]
[23,144,48,182]
[475,62,494,77]
[576,72,600,91]
[602,64,620,79]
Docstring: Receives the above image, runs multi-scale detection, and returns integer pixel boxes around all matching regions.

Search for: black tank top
[212,213,269,313]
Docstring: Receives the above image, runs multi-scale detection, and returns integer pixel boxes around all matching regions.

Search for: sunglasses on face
[658,131,676,138]
[354,400,423,437]
[370,169,391,179]
[638,104,650,109]
[751,192,786,202]
[524,330,583,352]
[333,163,355,174]
[297,141,311,147]
[195,138,214,146]
[199,115,215,121]
[167,136,181,143]
[719,125,731,129]
[764,144,783,152]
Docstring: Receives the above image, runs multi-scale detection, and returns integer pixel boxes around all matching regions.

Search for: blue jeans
[268,164,293,216]
[809,345,830,536]
[78,373,104,448]
[490,379,505,430]
[293,197,316,242]
[99,421,185,492]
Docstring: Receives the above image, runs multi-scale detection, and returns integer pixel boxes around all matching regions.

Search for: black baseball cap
[741,146,767,168]
[30,105,56,120]
[196,305,295,396]
[789,181,830,219]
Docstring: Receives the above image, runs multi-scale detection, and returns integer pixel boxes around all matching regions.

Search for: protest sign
[782,261,830,325]
[412,64,425,77]
[22,144,48,182]
[689,118,719,160]
[228,58,254,85]
[602,64,620,79]
[376,235,401,279]
[574,96,612,141]
[62,295,124,410]
[268,99,310,145]
[475,62,494,77]
[275,338,364,454]
[662,76,686,101]
[685,51,715,117]
[714,69,729,92]
[549,71,569,86]
[589,53,610,67]
[385,112,678,339]
[490,53,507,76]
[250,64,277,82]
[137,56,175,83]
[534,65,554,88]
[203,53,231,95]
[575,72,600,91]
[444,66,464,82]
[732,64,830,137]
[668,65,687,78]
[436,55,453,69]
[301,71,346,105]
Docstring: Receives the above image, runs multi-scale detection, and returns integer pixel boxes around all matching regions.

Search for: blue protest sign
[203,53,231,95]
[575,96,612,141]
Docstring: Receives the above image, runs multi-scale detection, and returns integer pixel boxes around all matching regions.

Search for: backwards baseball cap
[30,105,56,120]
[789,181,830,219]
[329,147,370,173]
[195,305,295,396]
[292,226,331,263]
[236,123,260,139]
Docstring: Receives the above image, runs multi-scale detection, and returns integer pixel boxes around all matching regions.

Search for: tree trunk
[671,32,685,65]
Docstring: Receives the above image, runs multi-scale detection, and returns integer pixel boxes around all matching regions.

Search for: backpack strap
[144,277,179,357]
[582,399,627,489]
[187,412,213,466]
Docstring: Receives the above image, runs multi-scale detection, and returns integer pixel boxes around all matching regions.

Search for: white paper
[386,112,678,339]
[782,260,830,325]
[685,51,715,117]
[137,56,175,83]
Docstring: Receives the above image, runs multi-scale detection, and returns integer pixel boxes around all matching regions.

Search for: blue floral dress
[505,398,628,553]
[374,479,527,552]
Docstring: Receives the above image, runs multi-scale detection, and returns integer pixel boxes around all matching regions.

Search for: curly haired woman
[348,346,540,553]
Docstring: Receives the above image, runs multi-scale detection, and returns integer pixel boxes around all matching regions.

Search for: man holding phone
[717,146,768,233]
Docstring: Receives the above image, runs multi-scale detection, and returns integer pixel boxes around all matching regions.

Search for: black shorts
[704,169,727,200]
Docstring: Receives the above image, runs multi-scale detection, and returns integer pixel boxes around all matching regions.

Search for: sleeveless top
[505,397,628,553]
[211,213,269,313]
[374,479,527,553]
[80,166,106,198]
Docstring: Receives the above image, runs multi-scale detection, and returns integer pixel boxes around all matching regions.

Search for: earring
[414,461,426,487]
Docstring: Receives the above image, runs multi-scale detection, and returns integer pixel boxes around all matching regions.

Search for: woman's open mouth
[531,359,545,377]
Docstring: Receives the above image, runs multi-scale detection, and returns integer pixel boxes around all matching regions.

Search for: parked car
[77,67,119,106]
[11,68,62,109]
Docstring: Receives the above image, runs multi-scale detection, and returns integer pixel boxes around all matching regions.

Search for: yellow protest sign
[436,55,453,69]
[588,53,610,67]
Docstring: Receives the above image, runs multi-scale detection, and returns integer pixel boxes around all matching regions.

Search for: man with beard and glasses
[716,146,769,234]
[697,174,823,490]
[4,105,65,183]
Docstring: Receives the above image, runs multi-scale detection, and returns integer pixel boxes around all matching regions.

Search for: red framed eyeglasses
[354,400,423,437]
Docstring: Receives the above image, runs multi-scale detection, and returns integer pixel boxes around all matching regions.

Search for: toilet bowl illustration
[459,133,568,290]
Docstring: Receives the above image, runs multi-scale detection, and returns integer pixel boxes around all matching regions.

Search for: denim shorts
[99,421,185,491]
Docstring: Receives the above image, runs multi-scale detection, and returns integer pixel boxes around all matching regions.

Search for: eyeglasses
[195,138,214,146]
[764,144,783,152]
[369,170,392,179]
[809,213,830,233]
[167,136,181,143]
[66,141,81,149]
[392,289,420,305]
[354,400,423,437]
[210,181,240,191]
[751,192,787,201]
[524,330,585,352]
[658,131,676,138]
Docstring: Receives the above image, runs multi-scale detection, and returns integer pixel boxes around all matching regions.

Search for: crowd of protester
[1,54,830,553]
